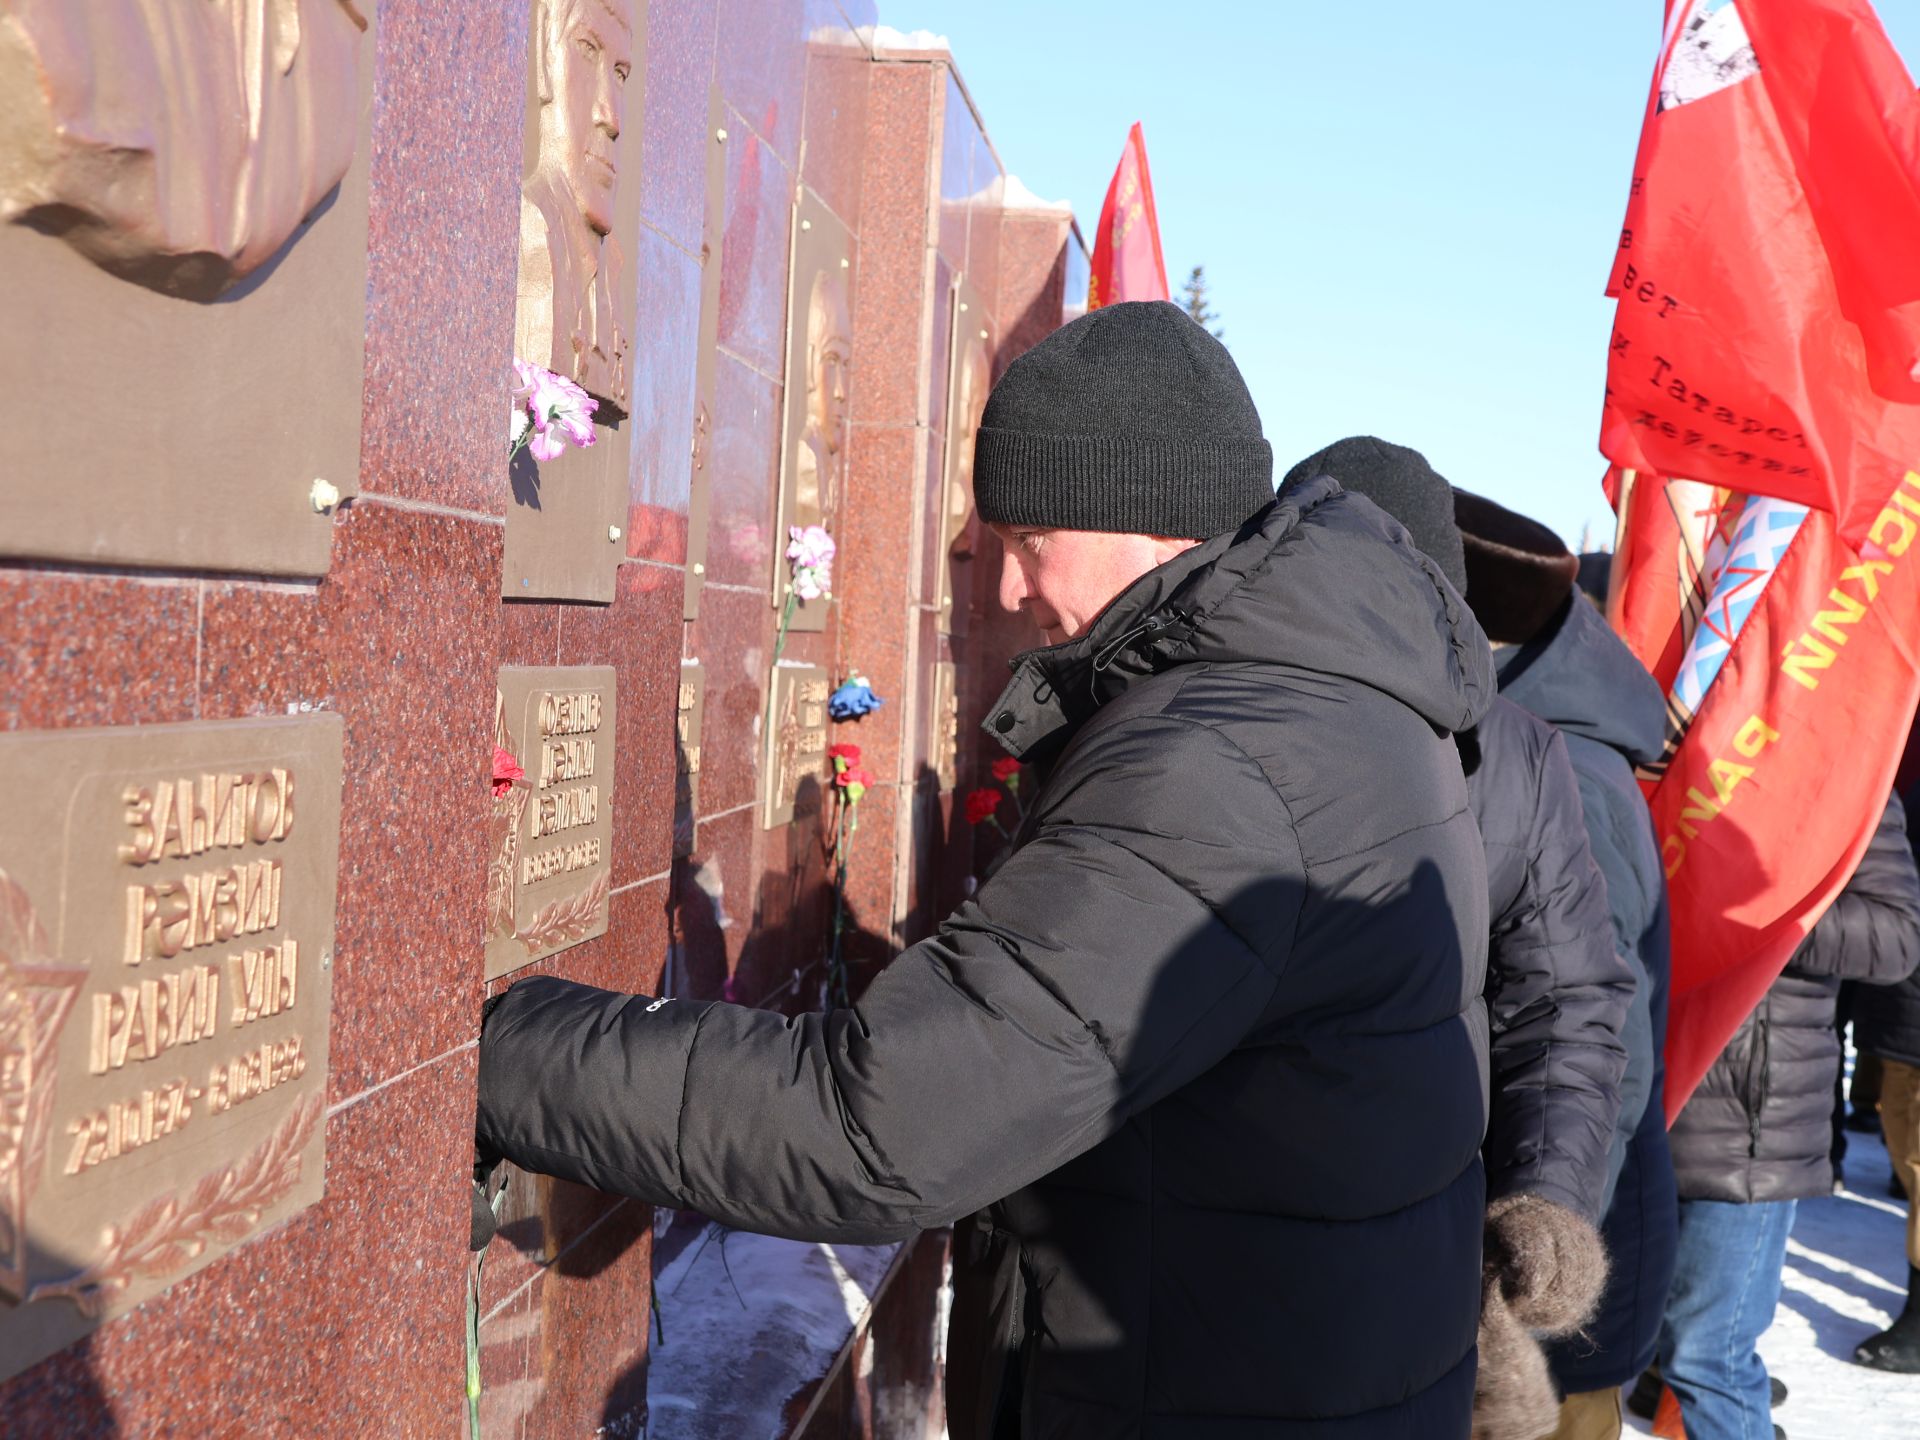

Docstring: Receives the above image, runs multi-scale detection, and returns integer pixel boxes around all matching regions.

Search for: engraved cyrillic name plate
[930,659,959,792]
[0,715,343,1382]
[487,667,616,979]
[760,664,831,830]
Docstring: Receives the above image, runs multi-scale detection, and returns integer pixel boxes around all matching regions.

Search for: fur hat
[1453,491,1582,645]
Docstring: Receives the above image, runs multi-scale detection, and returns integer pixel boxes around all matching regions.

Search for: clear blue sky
[904,1,1920,547]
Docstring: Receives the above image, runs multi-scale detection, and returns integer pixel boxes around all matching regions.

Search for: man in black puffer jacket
[1290,443,1635,1440]
[1660,794,1920,1439]
[1848,781,1920,1372]
[476,303,1496,1438]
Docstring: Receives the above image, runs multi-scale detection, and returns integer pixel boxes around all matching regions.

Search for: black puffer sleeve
[1482,729,1633,1222]
[1789,793,1920,985]
[475,715,1300,1243]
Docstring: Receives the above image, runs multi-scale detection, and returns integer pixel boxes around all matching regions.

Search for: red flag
[1087,123,1168,311]
[1599,0,1920,1118]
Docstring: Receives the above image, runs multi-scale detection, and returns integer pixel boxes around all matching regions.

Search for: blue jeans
[1657,1198,1796,1440]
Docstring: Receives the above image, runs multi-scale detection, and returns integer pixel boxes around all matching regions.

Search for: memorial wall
[0,1,1085,1435]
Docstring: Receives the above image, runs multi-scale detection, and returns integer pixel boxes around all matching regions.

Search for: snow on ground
[645,1226,899,1440]
[1624,1123,1920,1439]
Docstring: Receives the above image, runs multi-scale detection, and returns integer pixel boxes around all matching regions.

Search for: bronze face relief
[516,0,634,416]
[0,0,369,302]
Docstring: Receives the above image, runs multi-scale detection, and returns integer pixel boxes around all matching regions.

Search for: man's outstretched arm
[475,717,1300,1242]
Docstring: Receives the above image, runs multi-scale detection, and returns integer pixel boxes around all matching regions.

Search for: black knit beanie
[972,301,1275,539]
[1454,490,1581,644]
[1281,436,1468,595]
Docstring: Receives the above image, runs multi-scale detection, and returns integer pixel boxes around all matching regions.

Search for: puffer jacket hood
[1495,593,1665,771]
[987,474,1496,767]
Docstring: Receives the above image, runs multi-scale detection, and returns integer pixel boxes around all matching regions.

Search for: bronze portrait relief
[0,0,369,302]
[515,0,633,416]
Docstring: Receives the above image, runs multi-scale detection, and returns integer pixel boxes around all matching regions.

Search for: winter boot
[1854,1265,1920,1372]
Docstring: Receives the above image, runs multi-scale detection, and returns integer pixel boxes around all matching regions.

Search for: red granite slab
[500,598,563,668]
[716,105,798,380]
[684,584,770,817]
[558,561,684,889]
[641,0,721,251]
[705,350,784,589]
[716,0,807,172]
[937,72,978,275]
[835,424,921,789]
[629,227,705,568]
[198,578,331,718]
[520,1200,653,1440]
[359,0,527,515]
[853,64,939,430]
[0,570,199,732]
[800,0,872,231]
[0,1046,477,1438]
[206,500,501,1102]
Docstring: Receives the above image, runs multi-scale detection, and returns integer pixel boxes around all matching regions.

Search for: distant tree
[1180,265,1223,338]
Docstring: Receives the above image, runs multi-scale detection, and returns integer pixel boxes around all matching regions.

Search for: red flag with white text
[1087,123,1169,311]
[1600,0,1920,1118]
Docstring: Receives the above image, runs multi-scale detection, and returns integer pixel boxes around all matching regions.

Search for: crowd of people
[471,302,1920,1439]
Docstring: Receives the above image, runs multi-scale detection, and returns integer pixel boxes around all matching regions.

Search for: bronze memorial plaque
[487,667,617,979]
[938,277,996,634]
[0,1,376,578]
[0,715,343,1382]
[930,659,960,792]
[760,664,831,830]
[771,188,856,634]
[673,663,705,858]
[502,0,648,603]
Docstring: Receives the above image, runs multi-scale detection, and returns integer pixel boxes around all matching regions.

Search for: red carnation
[827,742,862,764]
[836,765,874,790]
[991,757,1021,784]
[965,787,1002,826]
[492,746,524,798]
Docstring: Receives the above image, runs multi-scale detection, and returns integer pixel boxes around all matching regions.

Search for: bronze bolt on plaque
[760,663,831,830]
[0,715,343,1383]
[487,667,617,980]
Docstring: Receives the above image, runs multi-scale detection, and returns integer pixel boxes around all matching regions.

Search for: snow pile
[865,25,952,55]
[646,1227,902,1439]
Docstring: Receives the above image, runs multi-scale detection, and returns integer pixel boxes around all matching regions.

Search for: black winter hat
[1281,436,1468,595]
[1454,490,1582,644]
[972,301,1275,539]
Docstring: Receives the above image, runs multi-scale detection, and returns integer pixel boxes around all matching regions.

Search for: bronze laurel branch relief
[28,1091,323,1319]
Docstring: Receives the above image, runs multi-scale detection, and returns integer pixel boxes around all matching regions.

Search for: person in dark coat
[1288,442,1637,1440]
[1659,793,1920,1438]
[475,303,1498,1438]
[1848,781,1920,1371]
[1471,522,1676,1440]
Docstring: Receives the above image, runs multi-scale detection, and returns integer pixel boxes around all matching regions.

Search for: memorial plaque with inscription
[487,667,616,979]
[0,2,376,577]
[760,664,831,830]
[938,277,995,634]
[771,189,856,634]
[674,663,705,859]
[502,0,648,603]
[0,715,342,1382]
